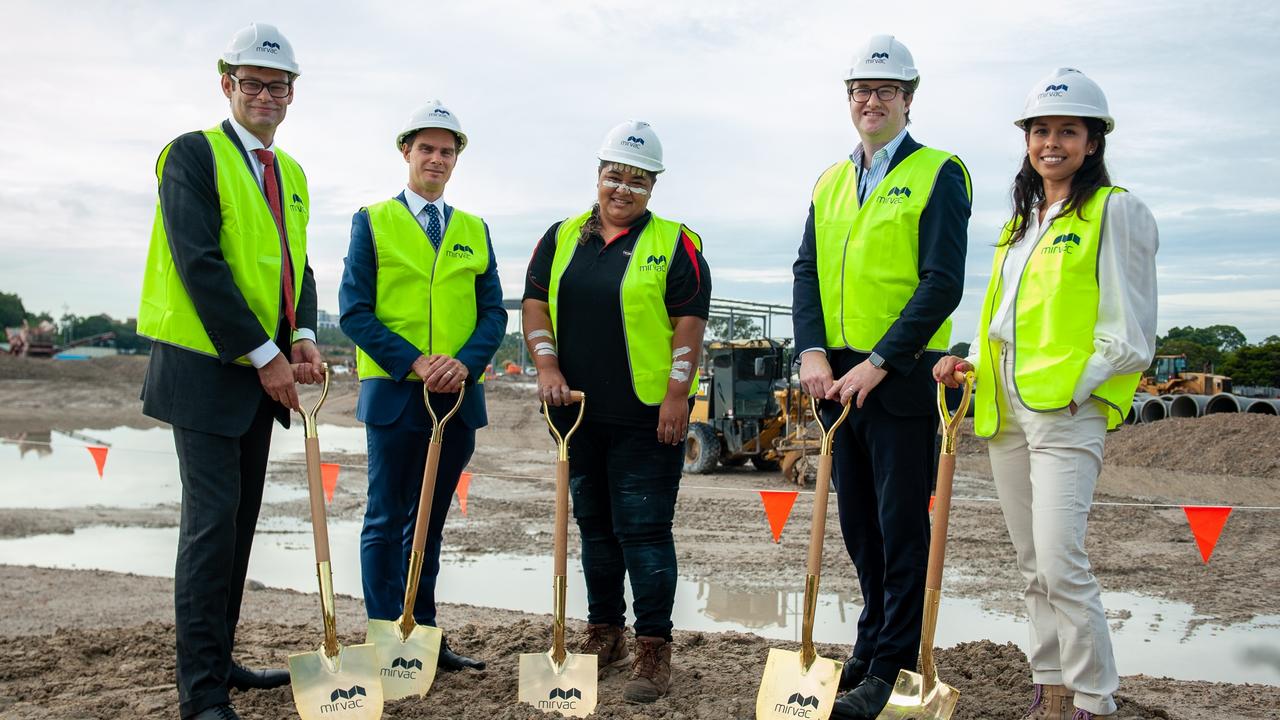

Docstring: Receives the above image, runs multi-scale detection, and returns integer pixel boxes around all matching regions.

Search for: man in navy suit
[339,99,506,671]
[792,36,970,719]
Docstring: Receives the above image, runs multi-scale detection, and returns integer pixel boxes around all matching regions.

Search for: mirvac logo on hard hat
[382,656,422,679]
[877,186,912,205]
[258,40,281,55]
[319,685,367,713]
[1041,233,1082,256]
[640,254,667,272]
[772,692,821,717]
[867,51,890,64]
[432,108,452,117]
[622,135,646,149]
[1039,83,1069,99]
[538,687,583,711]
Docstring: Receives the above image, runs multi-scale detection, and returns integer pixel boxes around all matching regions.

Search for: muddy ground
[1,355,1278,719]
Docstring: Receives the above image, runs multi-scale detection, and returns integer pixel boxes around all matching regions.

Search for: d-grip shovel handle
[542,391,586,666]
[300,365,341,658]
[399,384,467,639]
[927,372,973,592]
[800,396,851,668]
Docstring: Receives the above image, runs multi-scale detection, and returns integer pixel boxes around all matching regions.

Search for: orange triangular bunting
[1183,506,1232,563]
[320,463,340,504]
[759,490,799,543]
[86,446,108,478]
[456,471,472,516]
[929,495,936,513]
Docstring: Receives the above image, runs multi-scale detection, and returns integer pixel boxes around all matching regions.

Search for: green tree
[948,341,971,358]
[493,331,524,367]
[72,314,115,340]
[1220,340,1280,387]
[707,316,762,341]
[0,292,26,328]
[1160,325,1247,353]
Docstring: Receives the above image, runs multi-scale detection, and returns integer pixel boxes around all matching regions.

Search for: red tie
[253,148,297,330]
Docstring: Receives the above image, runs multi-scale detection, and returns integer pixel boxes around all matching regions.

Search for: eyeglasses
[600,179,650,196]
[229,75,293,99]
[847,85,908,103]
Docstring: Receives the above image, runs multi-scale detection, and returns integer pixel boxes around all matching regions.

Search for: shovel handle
[926,373,973,591]
[300,365,340,658]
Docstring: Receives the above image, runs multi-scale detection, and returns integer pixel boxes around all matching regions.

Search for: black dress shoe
[437,636,486,672]
[838,656,869,692]
[188,703,241,720]
[228,663,290,690]
[831,675,894,720]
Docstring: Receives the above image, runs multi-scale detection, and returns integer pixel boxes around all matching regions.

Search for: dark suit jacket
[140,120,317,437]
[338,193,507,430]
[792,134,970,417]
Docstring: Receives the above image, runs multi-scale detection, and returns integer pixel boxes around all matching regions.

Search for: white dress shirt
[226,117,316,368]
[966,192,1159,406]
[402,186,448,241]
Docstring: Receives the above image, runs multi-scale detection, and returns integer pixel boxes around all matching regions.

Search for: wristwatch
[868,351,886,369]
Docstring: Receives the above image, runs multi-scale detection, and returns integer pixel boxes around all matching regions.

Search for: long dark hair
[1005,117,1110,245]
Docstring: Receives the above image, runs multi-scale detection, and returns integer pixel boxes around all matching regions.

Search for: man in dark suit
[791,35,970,720]
[339,99,506,672]
[136,23,323,720]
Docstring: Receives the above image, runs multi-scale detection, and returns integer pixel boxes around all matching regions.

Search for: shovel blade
[518,650,598,718]
[366,618,442,701]
[755,648,842,720]
[875,669,959,720]
[289,642,385,720]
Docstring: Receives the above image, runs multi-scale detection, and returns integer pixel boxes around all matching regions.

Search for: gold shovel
[756,397,852,720]
[289,364,385,720]
[519,391,598,718]
[876,372,973,720]
[366,384,466,701]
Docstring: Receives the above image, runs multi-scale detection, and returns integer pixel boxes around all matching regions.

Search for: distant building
[317,309,339,330]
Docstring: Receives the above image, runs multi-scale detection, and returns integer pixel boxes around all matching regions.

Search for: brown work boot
[573,623,629,675]
[623,636,672,703]
[1025,684,1071,720]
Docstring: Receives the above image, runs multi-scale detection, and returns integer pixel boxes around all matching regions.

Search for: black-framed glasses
[847,85,908,103]
[229,74,293,99]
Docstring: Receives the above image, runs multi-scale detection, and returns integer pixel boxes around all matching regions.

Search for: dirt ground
[1,355,1279,719]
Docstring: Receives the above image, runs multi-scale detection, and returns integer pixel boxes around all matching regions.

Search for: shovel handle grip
[411,441,443,555]
[305,436,331,563]
[806,454,832,576]
[926,453,955,591]
[553,459,569,577]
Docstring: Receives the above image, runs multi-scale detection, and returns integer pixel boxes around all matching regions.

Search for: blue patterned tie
[423,203,443,248]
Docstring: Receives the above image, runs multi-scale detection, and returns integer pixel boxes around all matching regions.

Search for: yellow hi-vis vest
[547,210,702,405]
[138,126,308,365]
[973,187,1139,436]
[354,199,489,381]
[813,147,969,352]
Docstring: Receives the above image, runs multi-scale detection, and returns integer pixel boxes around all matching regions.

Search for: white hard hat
[396,99,468,153]
[1015,67,1115,134]
[217,23,300,76]
[596,120,664,174]
[845,34,918,84]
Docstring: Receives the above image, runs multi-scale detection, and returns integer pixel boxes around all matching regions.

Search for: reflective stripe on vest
[137,126,308,365]
[354,198,489,381]
[812,147,968,352]
[973,186,1138,437]
[547,210,701,406]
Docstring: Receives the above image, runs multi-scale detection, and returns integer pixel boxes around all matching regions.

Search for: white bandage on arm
[670,359,692,382]
[534,342,558,357]
[527,329,554,341]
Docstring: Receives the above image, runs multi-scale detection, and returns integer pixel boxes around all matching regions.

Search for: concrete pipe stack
[1243,398,1280,415]
[1204,393,1243,415]
[1137,395,1169,423]
[1170,394,1211,418]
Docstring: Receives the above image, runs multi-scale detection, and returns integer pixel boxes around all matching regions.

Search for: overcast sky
[2,1,1277,343]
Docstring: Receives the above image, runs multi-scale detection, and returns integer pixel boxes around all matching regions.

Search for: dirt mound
[0,620,1197,720]
[1103,414,1280,479]
[0,354,150,384]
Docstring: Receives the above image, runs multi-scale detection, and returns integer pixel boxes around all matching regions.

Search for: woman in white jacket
[934,68,1157,720]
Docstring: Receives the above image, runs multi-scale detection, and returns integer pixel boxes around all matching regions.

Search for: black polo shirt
[524,211,711,427]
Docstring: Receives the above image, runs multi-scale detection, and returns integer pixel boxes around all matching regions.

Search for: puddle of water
[0,522,1276,686]
[0,425,368,509]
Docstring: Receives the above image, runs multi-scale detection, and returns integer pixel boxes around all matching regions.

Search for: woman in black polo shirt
[521,119,710,704]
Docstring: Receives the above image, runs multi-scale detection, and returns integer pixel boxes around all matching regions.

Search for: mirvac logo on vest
[539,687,583,711]
[640,253,668,272]
[773,692,821,717]
[1041,232,1082,256]
[290,192,305,213]
[382,656,423,679]
[876,186,912,205]
[1039,83,1069,99]
[447,242,474,259]
[319,685,367,713]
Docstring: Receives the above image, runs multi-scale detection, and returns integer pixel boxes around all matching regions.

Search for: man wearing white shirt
[137,23,321,720]
[338,100,506,673]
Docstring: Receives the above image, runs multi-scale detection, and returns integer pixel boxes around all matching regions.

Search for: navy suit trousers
[361,394,475,625]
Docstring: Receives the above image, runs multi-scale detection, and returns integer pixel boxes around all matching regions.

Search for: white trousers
[988,346,1119,715]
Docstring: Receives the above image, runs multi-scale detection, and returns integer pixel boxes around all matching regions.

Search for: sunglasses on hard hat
[229,74,293,99]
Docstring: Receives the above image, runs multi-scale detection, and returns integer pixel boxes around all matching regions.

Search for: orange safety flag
[929,495,936,513]
[759,490,799,543]
[1183,505,1232,563]
[86,446,109,478]
[456,471,472,516]
[321,463,340,504]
